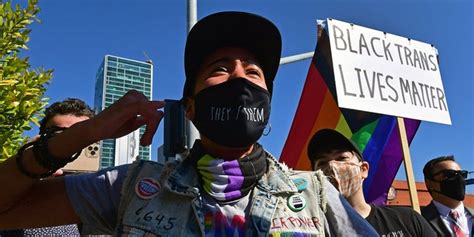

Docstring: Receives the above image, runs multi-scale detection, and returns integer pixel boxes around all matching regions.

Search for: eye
[245,65,264,79]
[337,155,350,161]
[316,161,326,168]
[213,66,228,73]
[207,66,229,78]
[443,171,457,179]
[246,69,261,76]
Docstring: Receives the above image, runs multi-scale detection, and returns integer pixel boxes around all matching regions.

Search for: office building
[94,55,153,168]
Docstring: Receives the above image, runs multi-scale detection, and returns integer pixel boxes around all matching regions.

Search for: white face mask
[322,160,363,198]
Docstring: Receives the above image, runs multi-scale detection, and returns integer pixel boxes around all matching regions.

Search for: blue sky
[20,0,473,193]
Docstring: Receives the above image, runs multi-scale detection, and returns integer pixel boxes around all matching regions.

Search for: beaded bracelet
[16,127,82,179]
[16,142,56,179]
[33,126,81,171]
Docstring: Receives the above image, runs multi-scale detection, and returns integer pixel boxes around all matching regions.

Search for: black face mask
[430,170,466,201]
[192,78,271,148]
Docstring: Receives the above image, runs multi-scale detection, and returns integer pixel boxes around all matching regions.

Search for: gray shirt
[65,165,128,234]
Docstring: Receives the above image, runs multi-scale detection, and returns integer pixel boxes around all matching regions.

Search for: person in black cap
[308,128,436,236]
[0,12,378,236]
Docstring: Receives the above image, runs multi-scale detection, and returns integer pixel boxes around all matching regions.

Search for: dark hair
[39,98,95,133]
[423,155,455,179]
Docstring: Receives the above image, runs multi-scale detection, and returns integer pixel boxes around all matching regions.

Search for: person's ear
[361,161,369,179]
[425,178,437,192]
[184,97,195,120]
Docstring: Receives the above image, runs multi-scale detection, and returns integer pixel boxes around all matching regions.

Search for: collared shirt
[433,200,472,236]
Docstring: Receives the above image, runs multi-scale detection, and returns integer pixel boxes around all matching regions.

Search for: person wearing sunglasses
[0,98,93,237]
[422,155,473,236]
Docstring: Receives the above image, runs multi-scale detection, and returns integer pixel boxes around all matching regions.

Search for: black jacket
[421,201,474,237]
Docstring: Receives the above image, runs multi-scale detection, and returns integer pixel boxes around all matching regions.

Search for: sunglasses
[431,169,468,179]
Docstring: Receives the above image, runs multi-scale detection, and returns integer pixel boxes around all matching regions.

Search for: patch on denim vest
[287,194,306,212]
[135,177,161,199]
[293,178,308,192]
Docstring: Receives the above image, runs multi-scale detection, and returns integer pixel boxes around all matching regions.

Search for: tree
[0,0,52,162]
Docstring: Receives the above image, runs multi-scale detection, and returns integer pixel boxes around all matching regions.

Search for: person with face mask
[422,156,473,236]
[309,129,436,236]
[0,12,379,236]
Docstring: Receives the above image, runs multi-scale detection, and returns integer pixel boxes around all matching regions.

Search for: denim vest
[116,152,329,236]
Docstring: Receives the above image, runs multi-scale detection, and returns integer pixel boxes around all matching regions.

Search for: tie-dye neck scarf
[197,143,267,202]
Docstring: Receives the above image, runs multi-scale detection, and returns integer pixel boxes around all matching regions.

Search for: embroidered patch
[292,178,308,192]
[135,177,160,199]
[287,194,306,212]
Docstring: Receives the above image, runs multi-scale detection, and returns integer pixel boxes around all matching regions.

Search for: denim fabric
[116,151,378,236]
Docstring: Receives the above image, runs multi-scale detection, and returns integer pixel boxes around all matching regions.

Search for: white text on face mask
[210,106,265,122]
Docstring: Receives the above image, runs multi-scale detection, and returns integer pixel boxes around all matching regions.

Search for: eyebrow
[314,156,332,165]
[314,151,359,165]
[205,57,262,70]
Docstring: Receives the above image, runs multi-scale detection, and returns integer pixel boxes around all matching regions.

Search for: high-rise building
[94,55,153,168]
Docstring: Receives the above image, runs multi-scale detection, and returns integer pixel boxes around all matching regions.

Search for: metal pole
[280,52,314,65]
[187,0,197,32]
[185,0,200,152]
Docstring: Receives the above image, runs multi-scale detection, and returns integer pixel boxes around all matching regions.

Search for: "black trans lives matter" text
[338,65,447,111]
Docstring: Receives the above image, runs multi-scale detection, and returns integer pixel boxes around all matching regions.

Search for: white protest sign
[326,19,451,125]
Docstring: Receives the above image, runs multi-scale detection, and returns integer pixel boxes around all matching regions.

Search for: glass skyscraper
[94,55,153,168]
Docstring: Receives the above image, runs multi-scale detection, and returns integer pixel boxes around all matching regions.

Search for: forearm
[0,176,81,229]
[0,119,96,212]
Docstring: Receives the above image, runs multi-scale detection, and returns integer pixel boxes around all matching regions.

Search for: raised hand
[89,90,165,146]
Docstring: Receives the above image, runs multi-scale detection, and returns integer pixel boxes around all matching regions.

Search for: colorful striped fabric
[198,154,245,201]
[269,233,318,237]
[279,31,421,204]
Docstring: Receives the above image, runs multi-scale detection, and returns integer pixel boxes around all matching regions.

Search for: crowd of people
[0,11,471,236]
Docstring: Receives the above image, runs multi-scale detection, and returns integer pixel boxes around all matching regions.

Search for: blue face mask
[192,78,271,148]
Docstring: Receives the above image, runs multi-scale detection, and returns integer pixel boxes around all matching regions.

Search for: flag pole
[397,117,420,213]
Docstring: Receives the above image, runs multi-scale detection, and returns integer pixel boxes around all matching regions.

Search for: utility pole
[184,0,200,154]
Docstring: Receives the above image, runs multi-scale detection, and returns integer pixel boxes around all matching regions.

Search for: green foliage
[0,0,52,161]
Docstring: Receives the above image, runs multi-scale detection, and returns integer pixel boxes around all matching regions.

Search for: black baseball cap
[183,11,282,98]
[307,129,363,162]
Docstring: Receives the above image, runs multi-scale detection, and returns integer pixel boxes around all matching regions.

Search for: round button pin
[287,194,306,212]
[292,178,308,192]
[135,177,161,199]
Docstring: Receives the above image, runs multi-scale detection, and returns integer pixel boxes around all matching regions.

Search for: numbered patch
[135,178,160,199]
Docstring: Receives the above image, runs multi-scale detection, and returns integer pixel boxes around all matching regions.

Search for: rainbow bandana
[197,143,267,202]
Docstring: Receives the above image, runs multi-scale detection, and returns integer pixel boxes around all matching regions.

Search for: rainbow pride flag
[279,31,421,204]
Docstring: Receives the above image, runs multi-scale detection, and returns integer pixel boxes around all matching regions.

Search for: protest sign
[327,19,451,125]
